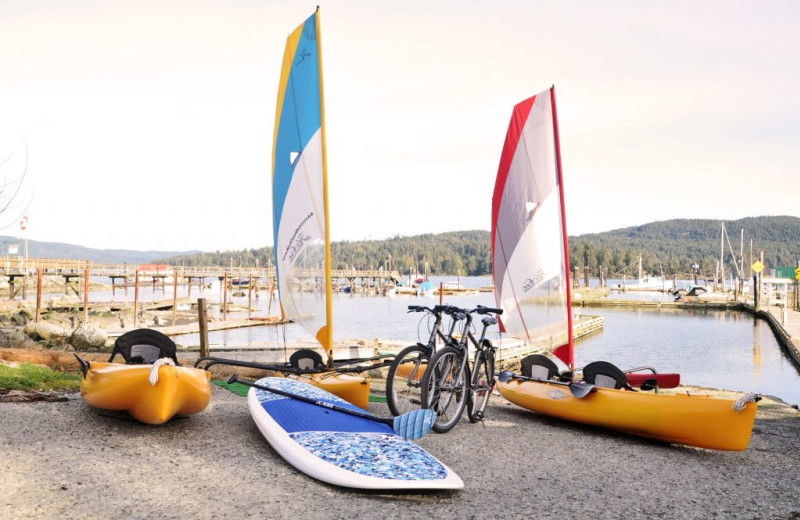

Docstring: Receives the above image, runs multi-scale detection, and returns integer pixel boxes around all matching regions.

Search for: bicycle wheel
[467,351,493,423]
[386,345,430,417]
[421,345,468,433]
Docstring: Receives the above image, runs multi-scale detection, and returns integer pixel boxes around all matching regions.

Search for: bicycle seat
[481,317,497,327]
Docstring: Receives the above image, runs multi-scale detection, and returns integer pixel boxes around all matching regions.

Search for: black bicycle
[420,305,503,433]
[385,305,458,417]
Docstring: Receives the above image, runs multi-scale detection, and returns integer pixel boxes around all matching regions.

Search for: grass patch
[0,363,81,392]
[212,379,249,397]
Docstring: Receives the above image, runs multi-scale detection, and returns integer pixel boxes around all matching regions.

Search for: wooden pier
[0,257,402,299]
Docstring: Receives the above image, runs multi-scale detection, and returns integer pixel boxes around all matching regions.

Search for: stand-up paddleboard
[247,377,463,490]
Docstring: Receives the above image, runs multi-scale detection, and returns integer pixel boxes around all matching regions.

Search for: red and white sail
[491,87,574,368]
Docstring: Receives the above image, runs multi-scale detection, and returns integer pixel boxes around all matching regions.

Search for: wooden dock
[494,315,605,369]
[573,298,742,311]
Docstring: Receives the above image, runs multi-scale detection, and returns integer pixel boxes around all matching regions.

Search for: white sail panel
[492,89,570,344]
[276,129,327,340]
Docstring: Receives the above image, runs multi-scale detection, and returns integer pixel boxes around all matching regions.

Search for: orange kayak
[496,378,759,451]
[78,360,212,425]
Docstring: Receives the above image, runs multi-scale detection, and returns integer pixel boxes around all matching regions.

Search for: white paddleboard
[246,377,463,490]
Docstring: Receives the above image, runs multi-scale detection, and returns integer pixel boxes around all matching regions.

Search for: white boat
[619,257,672,291]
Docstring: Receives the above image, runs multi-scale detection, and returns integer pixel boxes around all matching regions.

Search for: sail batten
[272,9,333,360]
[492,87,573,368]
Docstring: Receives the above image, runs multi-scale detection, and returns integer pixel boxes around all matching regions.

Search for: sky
[0,0,798,252]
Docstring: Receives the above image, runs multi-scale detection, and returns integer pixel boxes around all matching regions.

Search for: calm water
[26,274,800,405]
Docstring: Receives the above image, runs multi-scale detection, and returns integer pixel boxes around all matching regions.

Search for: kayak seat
[582,361,634,390]
[110,329,179,365]
[520,354,559,380]
[289,349,325,372]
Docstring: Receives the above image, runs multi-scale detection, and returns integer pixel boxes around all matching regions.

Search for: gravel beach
[2,385,799,520]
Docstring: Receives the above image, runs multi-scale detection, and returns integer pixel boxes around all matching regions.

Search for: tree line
[158,216,800,279]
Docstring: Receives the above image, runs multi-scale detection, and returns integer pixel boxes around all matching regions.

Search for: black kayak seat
[289,349,325,371]
[582,361,633,390]
[110,329,179,365]
[520,354,559,381]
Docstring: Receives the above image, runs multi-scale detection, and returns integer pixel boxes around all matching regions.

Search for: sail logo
[296,48,311,65]
[283,212,314,263]
[522,269,546,292]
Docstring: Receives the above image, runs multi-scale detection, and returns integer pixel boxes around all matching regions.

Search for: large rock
[70,327,109,351]
[24,321,69,341]
[10,311,29,326]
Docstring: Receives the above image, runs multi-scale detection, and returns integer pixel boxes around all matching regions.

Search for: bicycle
[385,305,458,417]
[420,305,503,433]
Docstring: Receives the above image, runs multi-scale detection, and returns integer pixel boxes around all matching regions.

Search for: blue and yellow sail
[272,9,334,361]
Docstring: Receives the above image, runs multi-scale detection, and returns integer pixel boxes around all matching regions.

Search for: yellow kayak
[291,372,370,409]
[496,378,759,451]
[193,352,374,409]
[77,358,212,425]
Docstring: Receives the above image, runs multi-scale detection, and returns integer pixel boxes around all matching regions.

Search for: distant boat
[435,280,478,295]
[620,256,672,291]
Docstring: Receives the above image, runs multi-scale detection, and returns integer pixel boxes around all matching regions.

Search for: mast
[550,85,574,370]
[720,222,725,290]
[316,7,334,366]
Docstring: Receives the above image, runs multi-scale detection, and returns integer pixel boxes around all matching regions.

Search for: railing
[0,257,401,281]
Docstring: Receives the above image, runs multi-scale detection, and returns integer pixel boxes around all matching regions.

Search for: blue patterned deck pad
[289,431,448,481]
[254,377,391,434]
[254,377,354,408]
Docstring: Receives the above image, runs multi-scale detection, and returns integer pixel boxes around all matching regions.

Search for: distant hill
[0,235,200,264]
[569,216,800,277]
[4,215,798,277]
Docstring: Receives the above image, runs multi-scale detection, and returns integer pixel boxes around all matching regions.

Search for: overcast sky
[1,0,797,252]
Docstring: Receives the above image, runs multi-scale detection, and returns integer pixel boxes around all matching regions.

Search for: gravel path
[2,386,799,520]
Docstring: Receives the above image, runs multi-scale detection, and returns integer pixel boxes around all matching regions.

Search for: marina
[3,264,798,408]
[2,263,798,406]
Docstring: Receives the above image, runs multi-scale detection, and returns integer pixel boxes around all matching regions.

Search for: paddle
[228,375,435,440]
[496,370,596,398]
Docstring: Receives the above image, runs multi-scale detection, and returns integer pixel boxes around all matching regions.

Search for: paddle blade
[73,354,90,378]
[569,381,596,398]
[392,409,436,440]
[497,370,515,383]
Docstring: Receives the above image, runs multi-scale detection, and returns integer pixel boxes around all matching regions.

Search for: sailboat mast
[316,8,334,366]
[550,85,574,370]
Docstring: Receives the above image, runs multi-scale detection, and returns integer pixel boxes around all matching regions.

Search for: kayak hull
[80,362,212,425]
[292,372,370,409]
[496,378,758,451]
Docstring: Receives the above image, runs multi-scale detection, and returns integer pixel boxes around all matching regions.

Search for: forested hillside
[158,216,800,278]
[570,216,800,278]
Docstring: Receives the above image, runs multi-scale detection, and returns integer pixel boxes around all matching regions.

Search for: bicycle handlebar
[475,305,503,315]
